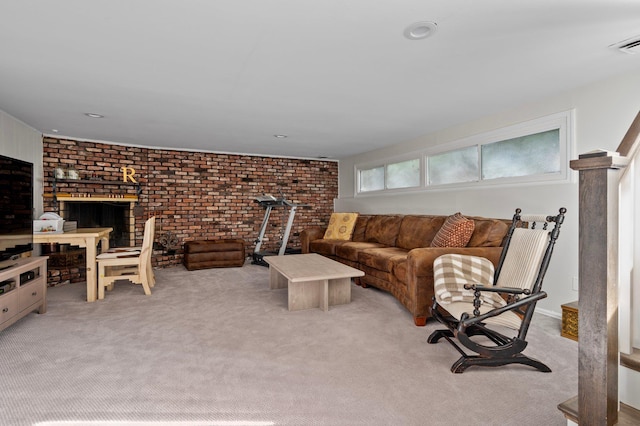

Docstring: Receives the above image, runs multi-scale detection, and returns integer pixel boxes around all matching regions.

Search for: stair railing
[565,111,639,425]
[617,113,640,355]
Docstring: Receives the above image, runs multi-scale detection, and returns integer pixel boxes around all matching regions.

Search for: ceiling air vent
[610,36,640,54]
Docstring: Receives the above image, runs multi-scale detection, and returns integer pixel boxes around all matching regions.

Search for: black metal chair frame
[427,207,566,373]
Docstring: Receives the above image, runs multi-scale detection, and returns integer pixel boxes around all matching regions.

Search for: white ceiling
[2,1,640,159]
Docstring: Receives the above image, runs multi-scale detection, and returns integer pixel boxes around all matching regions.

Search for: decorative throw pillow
[430,212,475,247]
[323,212,359,240]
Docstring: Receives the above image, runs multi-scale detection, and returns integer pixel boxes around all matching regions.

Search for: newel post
[570,150,629,425]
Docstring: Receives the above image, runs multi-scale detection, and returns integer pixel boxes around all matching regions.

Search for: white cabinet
[0,256,47,332]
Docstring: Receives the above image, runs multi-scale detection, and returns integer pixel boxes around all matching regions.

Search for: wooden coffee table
[264,253,364,311]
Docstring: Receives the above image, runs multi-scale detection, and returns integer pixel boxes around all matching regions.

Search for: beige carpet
[0,262,578,425]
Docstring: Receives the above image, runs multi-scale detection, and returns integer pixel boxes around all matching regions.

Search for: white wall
[0,109,44,217]
[336,69,640,318]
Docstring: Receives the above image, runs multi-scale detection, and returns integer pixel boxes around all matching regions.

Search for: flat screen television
[0,154,34,268]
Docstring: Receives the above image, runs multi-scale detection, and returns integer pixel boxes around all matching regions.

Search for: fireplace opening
[64,202,131,247]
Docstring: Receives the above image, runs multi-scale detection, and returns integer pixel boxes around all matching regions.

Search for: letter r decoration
[121,166,137,183]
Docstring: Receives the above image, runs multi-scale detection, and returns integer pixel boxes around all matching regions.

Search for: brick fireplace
[41,196,139,286]
[60,199,136,247]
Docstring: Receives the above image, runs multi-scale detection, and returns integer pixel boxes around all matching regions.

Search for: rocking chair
[427,207,566,373]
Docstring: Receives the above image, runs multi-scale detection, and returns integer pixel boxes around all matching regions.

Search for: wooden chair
[96,216,156,299]
[427,207,566,373]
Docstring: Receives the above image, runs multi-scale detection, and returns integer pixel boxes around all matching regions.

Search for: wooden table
[265,253,364,311]
[34,227,112,302]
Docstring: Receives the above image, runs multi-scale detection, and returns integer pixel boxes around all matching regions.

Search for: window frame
[354,110,574,196]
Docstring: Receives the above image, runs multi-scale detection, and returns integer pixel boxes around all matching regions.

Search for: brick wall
[42,137,338,274]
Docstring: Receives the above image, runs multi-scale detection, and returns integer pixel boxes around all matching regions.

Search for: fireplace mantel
[43,193,138,202]
[47,177,142,207]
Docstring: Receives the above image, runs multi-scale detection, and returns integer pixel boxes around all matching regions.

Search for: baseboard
[536,306,562,320]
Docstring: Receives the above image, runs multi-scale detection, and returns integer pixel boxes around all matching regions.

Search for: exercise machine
[252,194,308,266]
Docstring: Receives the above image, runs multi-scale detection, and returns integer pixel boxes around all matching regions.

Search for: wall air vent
[609,36,640,54]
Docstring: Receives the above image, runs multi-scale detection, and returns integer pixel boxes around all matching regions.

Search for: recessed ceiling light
[273,134,288,138]
[404,21,438,40]
[84,113,104,118]
[51,129,59,133]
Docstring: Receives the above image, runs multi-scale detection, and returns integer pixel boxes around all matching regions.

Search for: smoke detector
[609,35,640,54]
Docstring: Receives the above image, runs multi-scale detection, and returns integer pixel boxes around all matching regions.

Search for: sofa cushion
[351,215,370,242]
[467,217,510,247]
[323,212,359,240]
[310,239,353,257]
[392,258,409,284]
[431,213,475,247]
[396,215,446,250]
[364,215,403,246]
[358,247,409,272]
[335,241,386,262]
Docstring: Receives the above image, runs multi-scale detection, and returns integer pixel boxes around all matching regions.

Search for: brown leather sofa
[300,214,510,326]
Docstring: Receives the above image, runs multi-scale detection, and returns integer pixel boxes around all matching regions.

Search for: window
[358,166,384,192]
[427,146,478,185]
[387,158,420,189]
[481,129,560,180]
[355,110,572,196]
[358,158,421,193]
